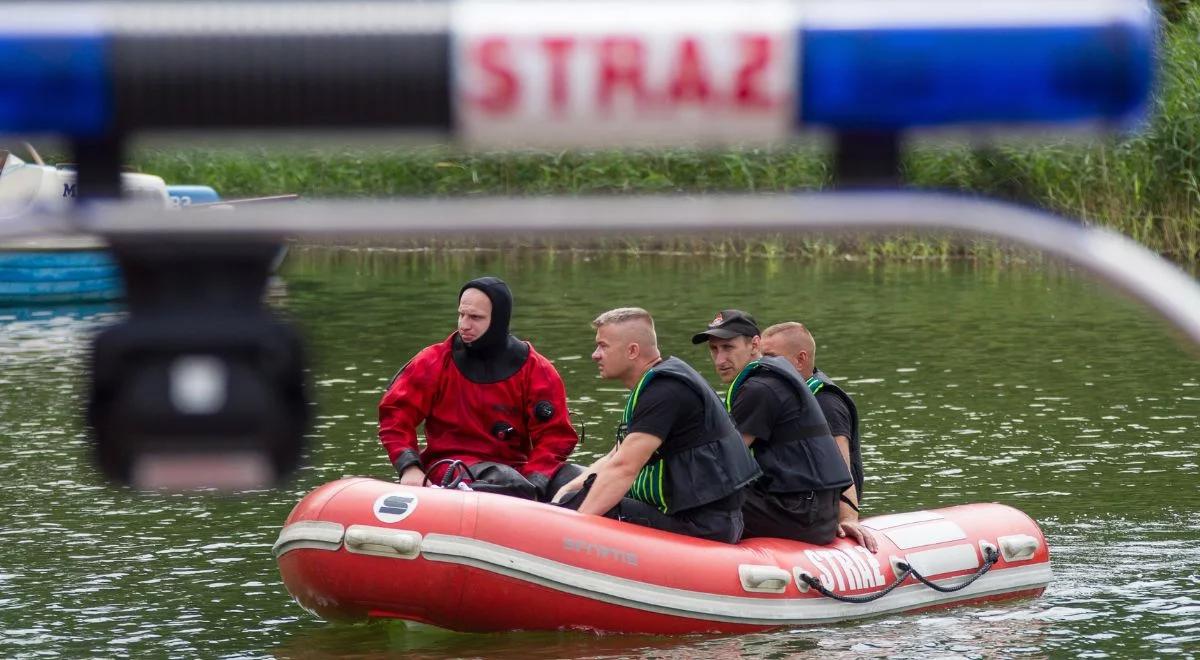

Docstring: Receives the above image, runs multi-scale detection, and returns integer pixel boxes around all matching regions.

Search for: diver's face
[457,289,492,343]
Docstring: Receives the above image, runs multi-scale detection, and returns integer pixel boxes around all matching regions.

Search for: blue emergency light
[798,14,1155,130]
[0,32,109,136]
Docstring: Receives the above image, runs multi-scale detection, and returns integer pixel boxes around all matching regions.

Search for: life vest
[727,357,852,494]
[621,357,761,514]
[807,369,865,499]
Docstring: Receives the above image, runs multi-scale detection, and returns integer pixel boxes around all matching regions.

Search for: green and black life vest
[621,356,761,514]
[808,368,864,499]
[726,356,852,494]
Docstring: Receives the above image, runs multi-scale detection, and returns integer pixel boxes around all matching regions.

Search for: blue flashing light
[0,33,110,136]
[799,22,1154,130]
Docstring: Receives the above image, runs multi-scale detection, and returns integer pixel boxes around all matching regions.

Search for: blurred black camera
[87,237,310,490]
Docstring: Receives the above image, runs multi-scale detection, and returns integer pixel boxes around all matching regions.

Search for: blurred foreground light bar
[0,0,1154,145]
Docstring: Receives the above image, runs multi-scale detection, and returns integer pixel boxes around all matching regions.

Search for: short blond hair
[592,307,658,347]
[763,321,816,359]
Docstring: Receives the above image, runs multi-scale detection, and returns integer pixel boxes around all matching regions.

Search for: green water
[1,248,1197,658]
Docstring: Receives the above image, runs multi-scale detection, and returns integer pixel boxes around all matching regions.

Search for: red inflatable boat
[274,477,1050,634]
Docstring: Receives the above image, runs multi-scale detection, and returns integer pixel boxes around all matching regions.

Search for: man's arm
[520,354,580,491]
[577,432,663,516]
[833,433,876,552]
[730,378,774,449]
[378,347,440,484]
[835,435,859,511]
[551,444,616,503]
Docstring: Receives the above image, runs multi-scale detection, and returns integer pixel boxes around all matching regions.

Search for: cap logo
[710,313,724,327]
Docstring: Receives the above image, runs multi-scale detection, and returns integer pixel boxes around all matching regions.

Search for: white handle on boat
[997,534,1040,562]
[738,565,792,593]
[344,525,422,559]
[272,520,345,558]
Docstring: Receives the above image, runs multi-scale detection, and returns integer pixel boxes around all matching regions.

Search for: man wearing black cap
[694,310,875,550]
[378,276,580,500]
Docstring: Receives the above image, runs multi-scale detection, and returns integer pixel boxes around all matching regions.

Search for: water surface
[1,250,1197,658]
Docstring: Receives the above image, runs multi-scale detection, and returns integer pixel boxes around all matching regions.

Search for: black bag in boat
[466,461,540,500]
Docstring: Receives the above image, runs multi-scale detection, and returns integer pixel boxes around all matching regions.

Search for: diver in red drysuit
[378,277,581,500]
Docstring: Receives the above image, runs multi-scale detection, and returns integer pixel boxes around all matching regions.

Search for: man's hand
[553,446,616,503]
[837,520,878,553]
[399,465,425,487]
[551,474,589,504]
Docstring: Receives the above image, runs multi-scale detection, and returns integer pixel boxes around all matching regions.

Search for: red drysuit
[379,333,578,485]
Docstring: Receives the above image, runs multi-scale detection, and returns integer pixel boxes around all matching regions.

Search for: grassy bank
[130,7,1200,264]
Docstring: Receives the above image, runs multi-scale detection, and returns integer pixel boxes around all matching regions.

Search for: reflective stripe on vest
[622,367,669,513]
[725,360,759,412]
[806,375,823,395]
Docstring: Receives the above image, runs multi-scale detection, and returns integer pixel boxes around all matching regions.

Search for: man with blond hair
[761,322,867,538]
[554,307,760,543]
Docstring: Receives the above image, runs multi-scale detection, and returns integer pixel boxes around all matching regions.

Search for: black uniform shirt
[626,377,707,451]
[816,390,853,440]
[626,374,745,514]
[730,372,804,444]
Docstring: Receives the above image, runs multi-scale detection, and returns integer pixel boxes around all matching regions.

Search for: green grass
[128,6,1200,264]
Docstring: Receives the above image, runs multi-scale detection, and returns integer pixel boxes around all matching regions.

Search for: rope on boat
[798,546,1000,603]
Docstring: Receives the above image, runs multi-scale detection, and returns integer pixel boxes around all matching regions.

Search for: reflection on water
[0,249,1197,658]
[276,623,739,660]
[0,303,121,361]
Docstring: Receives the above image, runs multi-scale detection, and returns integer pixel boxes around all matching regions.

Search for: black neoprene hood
[454,276,529,383]
[459,276,513,356]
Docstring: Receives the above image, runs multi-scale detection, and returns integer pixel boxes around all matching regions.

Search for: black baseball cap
[691,309,761,344]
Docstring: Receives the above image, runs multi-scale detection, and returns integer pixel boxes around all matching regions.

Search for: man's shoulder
[739,371,778,394]
[816,389,852,422]
[646,371,695,390]
[419,337,455,358]
[405,338,454,369]
[522,342,566,374]
[816,386,854,407]
[523,341,550,364]
[641,373,701,402]
[744,370,795,399]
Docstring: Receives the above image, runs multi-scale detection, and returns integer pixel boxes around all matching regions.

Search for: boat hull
[275,477,1050,634]
[0,244,121,304]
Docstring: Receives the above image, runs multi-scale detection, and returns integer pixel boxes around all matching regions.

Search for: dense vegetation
[132,6,1200,263]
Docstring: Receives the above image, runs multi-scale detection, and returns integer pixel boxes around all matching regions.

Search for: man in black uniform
[761,321,870,548]
[695,310,875,549]
[554,307,760,543]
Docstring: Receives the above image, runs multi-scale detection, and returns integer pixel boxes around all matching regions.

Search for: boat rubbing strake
[274,477,1050,634]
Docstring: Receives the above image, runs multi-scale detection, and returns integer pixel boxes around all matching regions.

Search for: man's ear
[627,342,641,361]
[750,336,761,352]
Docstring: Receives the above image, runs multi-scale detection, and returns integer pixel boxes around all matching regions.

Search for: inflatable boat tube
[274,477,1050,634]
